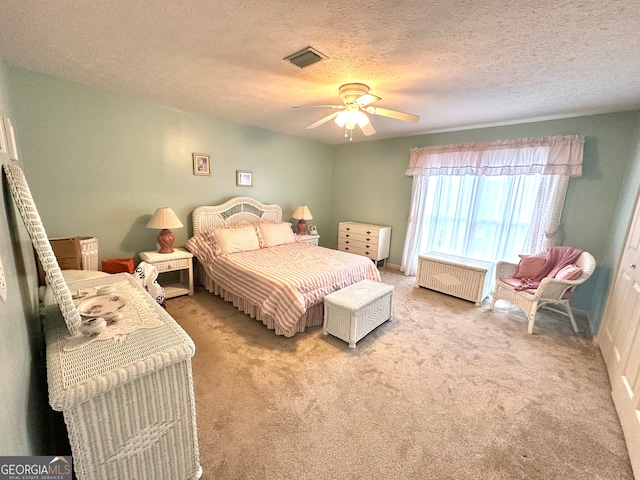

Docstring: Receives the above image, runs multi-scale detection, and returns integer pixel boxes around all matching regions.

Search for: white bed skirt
[196,265,324,337]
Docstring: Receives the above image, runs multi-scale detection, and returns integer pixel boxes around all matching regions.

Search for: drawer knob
[366,245,370,248]
[346,227,350,231]
[365,251,370,255]
[345,240,350,244]
[345,234,350,238]
[366,230,371,234]
[366,237,371,241]
[345,247,350,251]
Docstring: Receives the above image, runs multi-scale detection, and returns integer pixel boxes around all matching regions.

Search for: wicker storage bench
[323,279,394,348]
[44,273,202,480]
[416,251,494,305]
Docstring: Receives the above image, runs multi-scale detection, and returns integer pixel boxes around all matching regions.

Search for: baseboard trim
[383,262,401,272]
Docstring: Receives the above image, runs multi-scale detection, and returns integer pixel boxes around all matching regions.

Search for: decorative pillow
[185,228,220,264]
[554,264,582,280]
[259,222,296,247]
[513,255,546,279]
[213,225,260,254]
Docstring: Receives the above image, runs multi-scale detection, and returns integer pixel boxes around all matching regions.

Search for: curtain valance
[405,135,584,177]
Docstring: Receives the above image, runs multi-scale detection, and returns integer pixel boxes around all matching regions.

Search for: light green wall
[5,63,640,337]
[595,115,640,334]
[6,66,333,262]
[0,58,50,455]
[329,112,640,330]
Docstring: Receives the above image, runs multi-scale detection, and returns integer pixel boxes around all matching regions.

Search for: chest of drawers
[337,221,391,265]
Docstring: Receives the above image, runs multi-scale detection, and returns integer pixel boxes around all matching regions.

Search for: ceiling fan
[295,83,419,141]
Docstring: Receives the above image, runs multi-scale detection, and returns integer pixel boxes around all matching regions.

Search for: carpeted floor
[166,269,634,480]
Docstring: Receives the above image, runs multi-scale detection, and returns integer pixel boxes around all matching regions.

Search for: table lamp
[146,207,184,253]
[292,205,313,235]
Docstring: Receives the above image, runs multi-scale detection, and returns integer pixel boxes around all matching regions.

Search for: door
[599,192,640,477]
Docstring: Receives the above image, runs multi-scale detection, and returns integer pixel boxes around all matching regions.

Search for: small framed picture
[236,170,253,187]
[193,153,211,176]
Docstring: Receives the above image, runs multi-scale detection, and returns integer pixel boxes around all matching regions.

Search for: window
[418,174,541,262]
[401,136,584,276]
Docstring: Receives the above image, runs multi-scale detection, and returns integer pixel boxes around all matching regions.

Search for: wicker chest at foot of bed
[323,279,394,348]
[416,251,495,305]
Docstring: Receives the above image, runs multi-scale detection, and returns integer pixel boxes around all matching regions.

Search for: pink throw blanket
[514,246,583,291]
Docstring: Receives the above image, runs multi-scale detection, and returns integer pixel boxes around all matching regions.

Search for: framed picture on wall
[236,170,253,187]
[193,153,211,176]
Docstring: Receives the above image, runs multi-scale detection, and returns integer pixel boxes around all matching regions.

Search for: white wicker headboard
[192,196,282,235]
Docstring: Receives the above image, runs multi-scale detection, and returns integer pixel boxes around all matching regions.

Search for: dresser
[44,273,202,480]
[337,221,391,266]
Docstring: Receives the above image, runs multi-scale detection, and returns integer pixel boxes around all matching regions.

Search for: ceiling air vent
[283,46,327,68]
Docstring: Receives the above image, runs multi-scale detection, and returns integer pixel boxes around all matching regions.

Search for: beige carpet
[166,269,633,480]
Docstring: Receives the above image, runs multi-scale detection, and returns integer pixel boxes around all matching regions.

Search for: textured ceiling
[1,0,639,145]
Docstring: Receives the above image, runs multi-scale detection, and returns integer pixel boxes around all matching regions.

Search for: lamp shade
[292,205,313,235]
[146,207,184,230]
[146,207,183,253]
[292,205,313,220]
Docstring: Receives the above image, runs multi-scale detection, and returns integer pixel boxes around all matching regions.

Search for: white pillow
[213,225,260,254]
[259,222,296,247]
[185,228,220,264]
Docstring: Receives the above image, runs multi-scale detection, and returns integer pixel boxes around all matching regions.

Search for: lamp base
[296,219,307,235]
[157,229,175,253]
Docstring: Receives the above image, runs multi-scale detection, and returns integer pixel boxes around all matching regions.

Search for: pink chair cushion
[554,264,582,280]
[500,277,575,298]
[514,255,546,279]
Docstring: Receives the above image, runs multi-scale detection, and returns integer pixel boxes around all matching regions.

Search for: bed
[185,196,381,337]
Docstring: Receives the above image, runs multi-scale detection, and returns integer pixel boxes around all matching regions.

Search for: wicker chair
[489,250,596,334]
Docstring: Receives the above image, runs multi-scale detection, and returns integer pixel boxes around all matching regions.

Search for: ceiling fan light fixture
[356,111,370,127]
[300,82,416,141]
[335,107,369,130]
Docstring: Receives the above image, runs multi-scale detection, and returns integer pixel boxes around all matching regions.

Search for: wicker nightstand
[139,247,194,299]
[296,234,320,246]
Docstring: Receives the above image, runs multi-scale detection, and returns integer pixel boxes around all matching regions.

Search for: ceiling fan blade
[360,121,376,136]
[292,105,344,109]
[354,93,381,106]
[307,112,339,129]
[364,106,419,123]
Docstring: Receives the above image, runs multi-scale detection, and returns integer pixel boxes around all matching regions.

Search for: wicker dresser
[337,221,391,266]
[416,251,494,305]
[44,273,202,480]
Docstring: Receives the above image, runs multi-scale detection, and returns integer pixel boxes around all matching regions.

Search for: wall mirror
[3,164,82,336]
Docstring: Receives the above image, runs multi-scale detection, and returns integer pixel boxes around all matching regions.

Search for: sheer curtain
[401,135,584,276]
